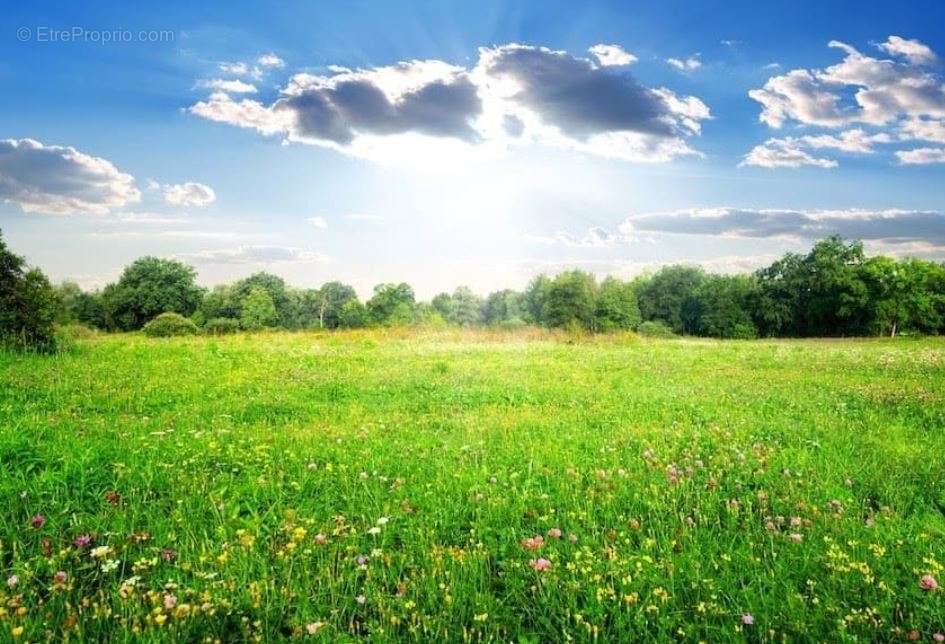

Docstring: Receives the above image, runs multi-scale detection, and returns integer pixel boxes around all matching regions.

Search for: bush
[638,320,676,338]
[497,317,527,331]
[204,317,240,335]
[1,232,59,352]
[143,312,198,338]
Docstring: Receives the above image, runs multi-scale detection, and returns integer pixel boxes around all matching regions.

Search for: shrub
[205,317,240,335]
[143,312,198,337]
[638,320,676,338]
[1,232,59,352]
[497,317,527,331]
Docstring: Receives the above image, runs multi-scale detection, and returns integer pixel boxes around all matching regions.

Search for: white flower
[376,517,389,525]
[367,527,381,536]
[90,545,112,559]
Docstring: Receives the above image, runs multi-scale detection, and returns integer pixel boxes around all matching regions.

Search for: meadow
[1,329,944,641]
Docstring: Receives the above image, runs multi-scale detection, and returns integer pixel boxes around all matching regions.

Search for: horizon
[2,1,945,299]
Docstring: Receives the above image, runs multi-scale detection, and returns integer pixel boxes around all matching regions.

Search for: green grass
[1,329,944,641]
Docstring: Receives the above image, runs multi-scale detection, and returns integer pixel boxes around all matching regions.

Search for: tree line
[3,230,945,351]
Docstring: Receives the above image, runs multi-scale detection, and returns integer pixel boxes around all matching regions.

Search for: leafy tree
[445,286,484,327]
[636,266,705,334]
[101,257,203,331]
[483,289,524,325]
[315,282,358,328]
[860,257,945,336]
[199,284,239,321]
[231,273,293,327]
[543,270,597,329]
[0,231,58,351]
[54,281,105,328]
[594,277,641,331]
[367,283,415,325]
[523,275,551,325]
[430,293,453,320]
[693,274,758,339]
[240,286,278,330]
[337,299,368,328]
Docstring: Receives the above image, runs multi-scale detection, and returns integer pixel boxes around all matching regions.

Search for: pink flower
[788,533,804,543]
[313,533,327,545]
[920,574,938,591]
[7,575,18,588]
[164,594,177,609]
[529,557,551,571]
[161,548,177,562]
[73,534,92,548]
[547,528,562,539]
[53,571,68,585]
[741,613,754,625]
[306,622,324,635]
[932,633,944,642]
[521,536,544,550]
[30,514,45,529]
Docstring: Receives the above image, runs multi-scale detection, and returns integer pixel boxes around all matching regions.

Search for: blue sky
[2,0,945,297]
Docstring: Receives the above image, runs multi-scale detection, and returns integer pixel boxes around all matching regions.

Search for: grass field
[1,330,944,641]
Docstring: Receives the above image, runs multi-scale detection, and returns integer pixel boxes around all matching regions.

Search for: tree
[523,275,551,325]
[315,282,358,328]
[240,286,278,330]
[636,266,705,334]
[367,283,415,326]
[543,270,598,329]
[231,273,293,327]
[431,293,453,320]
[445,286,484,327]
[594,277,641,331]
[199,284,239,321]
[100,257,203,331]
[483,289,524,325]
[0,231,58,351]
[337,299,368,328]
[693,274,758,339]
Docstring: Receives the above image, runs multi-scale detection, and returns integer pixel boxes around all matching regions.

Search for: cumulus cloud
[0,138,140,214]
[588,44,637,67]
[180,245,328,265]
[877,35,936,65]
[622,207,945,247]
[162,182,216,206]
[666,56,701,71]
[800,128,891,153]
[896,147,945,164]
[899,118,945,143]
[257,53,285,68]
[740,138,838,168]
[189,43,710,164]
[200,79,257,94]
[220,62,250,75]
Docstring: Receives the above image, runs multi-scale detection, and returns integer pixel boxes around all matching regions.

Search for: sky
[2,0,945,298]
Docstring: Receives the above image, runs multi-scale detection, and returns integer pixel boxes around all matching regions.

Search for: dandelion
[741,613,754,625]
[530,557,551,571]
[30,514,45,529]
[547,528,562,539]
[164,594,177,609]
[74,534,92,548]
[7,575,18,588]
[920,574,938,591]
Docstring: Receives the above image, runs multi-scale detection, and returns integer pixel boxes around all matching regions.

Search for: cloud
[877,35,936,65]
[162,182,216,206]
[257,53,285,68]
[899,118,945,143]
[800,128,891,153]
[0,138,141,214]
[219,62,250,75]
[740,138,838,168]
[179,245,329,265]
[189,43,710,164]
[666,56,701,71]
[749,37,945,129]
[895,147,945,164]
[622,207,945,248]
[588,44,637,67]
[527,225,630,248]
[200,79,257,94]
[307,216,328,228]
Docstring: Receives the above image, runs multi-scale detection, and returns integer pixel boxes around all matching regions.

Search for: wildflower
[306,622,325,635]
[376,517,389,525]
[11,626,24,639]
[356,555,368,567]
[789,517,802,528]
[7,575,18,588]
[359,471,369,480]
[314,533,327,545]
[90,545,112,559]
[530,557,551,571]
[164,594,177,609]
[367,527,381,536]
[741,613,754,625]
[932,633,944,642]
[568,533,578,543]
[53,571,68,585]
[355,594,366,605]
[920,574,938,591]
[74,534,92,548]
[521,536,544,550]
[105,490,121,506]
[30,514,45,529]
[907,630,921,641]
[788,533,804,543]
[547,528,562,539]
[161,548,177,562]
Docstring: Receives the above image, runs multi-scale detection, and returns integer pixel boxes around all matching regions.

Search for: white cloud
[219,62,250,75]
[180,245,328,265]
[588,44,637,67]
[189,43,711,164]
[899,117,945,143]
[257,53,285,68]
[162,182,216,206]
[527,226,630,248]
[896,147,945,164]
[740,138,838,168]
[800,128,891,153]
[0,138,140,214]
[200,78,257,94]
[666,56,701,71]
[308,216,328,228]
[877,35,936,65]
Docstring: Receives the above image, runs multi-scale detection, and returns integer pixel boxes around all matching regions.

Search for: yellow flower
[11,626,24,639]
